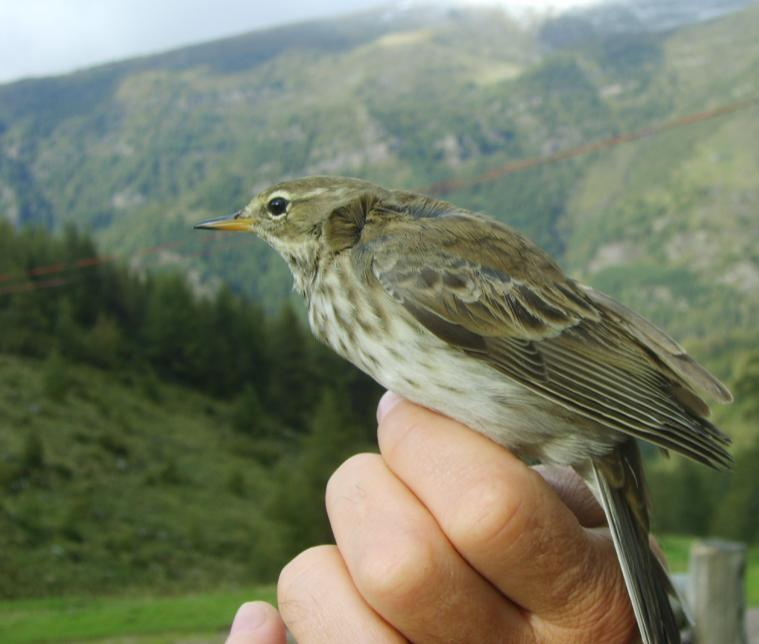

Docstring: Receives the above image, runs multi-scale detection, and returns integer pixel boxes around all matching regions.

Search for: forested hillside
[0,224,381,597]
[1,223,758,598]
[1,1,759,599]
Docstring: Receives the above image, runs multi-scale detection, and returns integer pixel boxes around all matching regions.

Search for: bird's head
[195,176,387,293]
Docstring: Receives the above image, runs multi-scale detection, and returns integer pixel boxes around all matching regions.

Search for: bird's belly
[308,283,617,466]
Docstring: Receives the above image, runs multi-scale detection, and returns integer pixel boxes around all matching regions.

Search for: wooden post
[688,539,747,644]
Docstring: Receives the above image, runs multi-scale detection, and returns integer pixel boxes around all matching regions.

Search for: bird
[195,176,733,644]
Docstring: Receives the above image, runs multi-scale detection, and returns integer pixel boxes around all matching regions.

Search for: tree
[264,304,318,431]
[735,353,759,420]
[267,387,371,557]
[41,350,73,402]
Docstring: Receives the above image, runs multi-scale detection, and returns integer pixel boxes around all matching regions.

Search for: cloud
[0,0,601,84]
[0,0,384,83]
[456,0,601,6]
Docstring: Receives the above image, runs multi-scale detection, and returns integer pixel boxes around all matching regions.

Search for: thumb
[226,602,287,644]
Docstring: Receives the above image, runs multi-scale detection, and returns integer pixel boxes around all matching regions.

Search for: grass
[1,537,757,643]
[658,534,693,571]
[0,585,276,644]
[0,354,288,598]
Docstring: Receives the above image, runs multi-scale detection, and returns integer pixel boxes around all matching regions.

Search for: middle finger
[326,453,534,644]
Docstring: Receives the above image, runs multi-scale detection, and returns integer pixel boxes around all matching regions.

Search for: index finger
[377,395,634,637]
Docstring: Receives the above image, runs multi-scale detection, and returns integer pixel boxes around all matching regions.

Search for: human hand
[229,393,638,643]
[226,601,287,644]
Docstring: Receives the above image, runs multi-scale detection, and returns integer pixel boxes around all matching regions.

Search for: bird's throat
[272,239,321,298]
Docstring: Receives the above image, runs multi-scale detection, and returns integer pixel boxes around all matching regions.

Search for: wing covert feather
[362,199,732,468]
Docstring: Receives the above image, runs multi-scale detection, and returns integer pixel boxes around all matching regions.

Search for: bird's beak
[194,211,252,232]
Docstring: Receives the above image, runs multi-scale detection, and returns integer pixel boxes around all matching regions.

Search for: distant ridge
[0,0,757,346]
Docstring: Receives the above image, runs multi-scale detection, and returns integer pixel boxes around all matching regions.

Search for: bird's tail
[589,440,684,644]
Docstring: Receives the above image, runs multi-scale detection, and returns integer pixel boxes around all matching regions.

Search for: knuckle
[277,545,338,634]
[378,402,428,459]
[278,545,335,601]
[354,530,437,606]
[549,537,636,642]
[326,453,379,505]
[581,555,636,641]
[449,468,529,552]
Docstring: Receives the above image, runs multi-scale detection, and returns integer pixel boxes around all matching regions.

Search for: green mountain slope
[0,353,283,597]
[0,224,385,599]
[0,5,757,381]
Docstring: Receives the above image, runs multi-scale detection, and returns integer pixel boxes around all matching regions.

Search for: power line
[426,95,759,195]
[2,94,757,295]
[0,277,70,296]
[0,240,186,284]
[0,235,231,296]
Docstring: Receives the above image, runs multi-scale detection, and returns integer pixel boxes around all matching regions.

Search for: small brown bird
[196,176,732,644]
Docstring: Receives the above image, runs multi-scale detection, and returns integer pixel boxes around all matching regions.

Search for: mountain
[2,1,759,599]
[607,0,757,31]
[0,1,757,366]
[559,0,757,34]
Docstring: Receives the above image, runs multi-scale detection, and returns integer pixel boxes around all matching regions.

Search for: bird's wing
[580,285,733,404]
[361,199,732,468]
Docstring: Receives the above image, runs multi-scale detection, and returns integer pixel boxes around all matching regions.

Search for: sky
[0,0,601,84]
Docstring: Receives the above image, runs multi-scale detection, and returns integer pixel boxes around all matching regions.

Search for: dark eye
[267,197,289,218]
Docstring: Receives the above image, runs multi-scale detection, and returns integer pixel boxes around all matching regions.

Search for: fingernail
[229,602,269,634]
[377,391,403,423]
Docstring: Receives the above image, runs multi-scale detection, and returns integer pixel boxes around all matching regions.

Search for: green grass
[658,534,693,572]
[0,586,275,644]
[1,538,757,643]
[0,353,288,598]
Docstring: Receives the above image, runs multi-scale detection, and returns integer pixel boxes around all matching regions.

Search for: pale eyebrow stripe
[298,188,328,199]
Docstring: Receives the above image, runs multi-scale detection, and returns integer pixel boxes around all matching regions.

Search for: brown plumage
[196,176,733,644]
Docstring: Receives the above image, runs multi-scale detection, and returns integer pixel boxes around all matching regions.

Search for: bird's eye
[266,197,289,218]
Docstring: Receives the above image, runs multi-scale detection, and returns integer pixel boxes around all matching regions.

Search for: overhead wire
[0,240,185,284]
[0,277,70,296]
[1,94,757,297]
[424,95,759,195]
